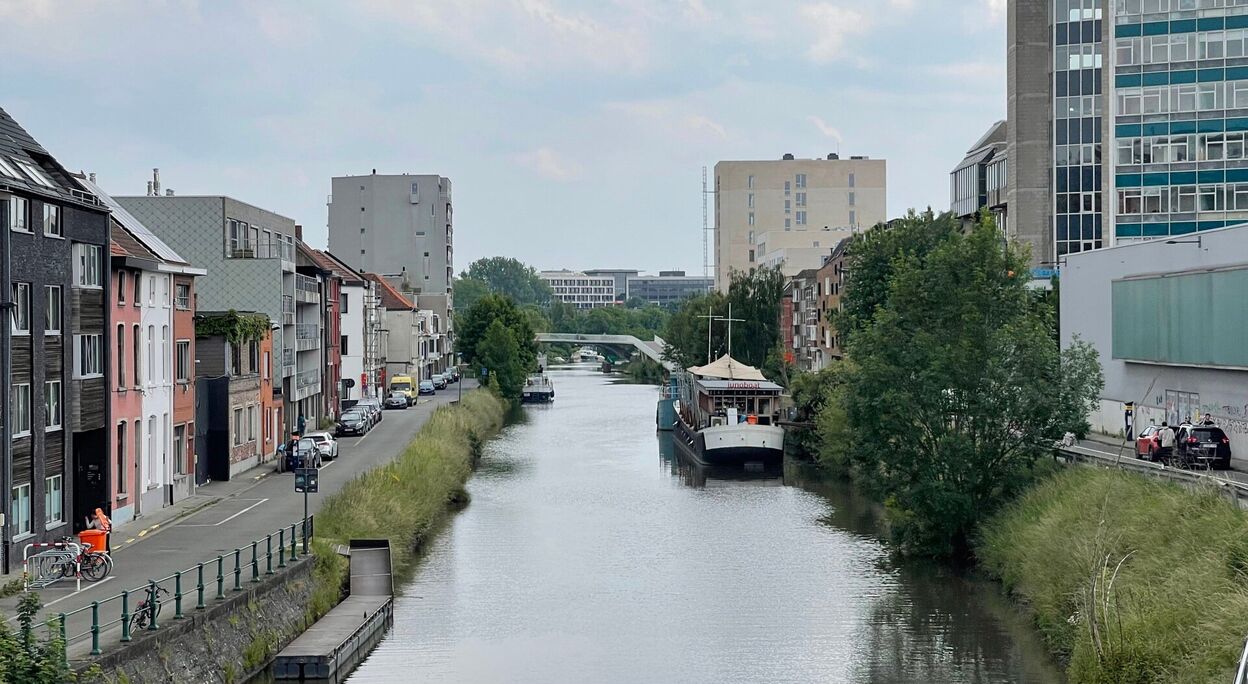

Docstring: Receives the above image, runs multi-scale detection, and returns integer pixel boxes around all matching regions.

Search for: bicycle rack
[23,541,83,591]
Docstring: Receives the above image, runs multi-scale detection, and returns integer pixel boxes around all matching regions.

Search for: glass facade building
[1111,0,1248,242]
[1055,0,1106,256]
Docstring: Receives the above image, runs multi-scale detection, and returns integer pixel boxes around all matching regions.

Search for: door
[72,428,108,534]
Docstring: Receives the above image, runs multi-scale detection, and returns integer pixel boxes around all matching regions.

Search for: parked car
[355,398,383,426]
[445,368,459,384]
[336,409,369,436]
[304,431,339,460]
[419,380,436,395]
[385,391,409,410]
[1175,424,1232,470]
[279,437,320,472]
[389,375,416,405]
[432,374,448,390]
[1134,424,1162,461]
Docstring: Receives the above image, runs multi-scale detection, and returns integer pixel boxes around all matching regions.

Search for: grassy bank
[306,390,509,621]
[978,468,1248,683]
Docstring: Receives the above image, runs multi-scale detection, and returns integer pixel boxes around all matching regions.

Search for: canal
[345,365,1062,683]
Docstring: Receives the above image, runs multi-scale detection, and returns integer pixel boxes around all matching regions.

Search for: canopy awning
[688,354,769,381]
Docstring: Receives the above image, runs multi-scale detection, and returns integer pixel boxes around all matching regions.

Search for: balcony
[295,324,320,352]
[296,369,320,389]
[295,274,320,304]
[282,348,295,377]
[282,295,295,324]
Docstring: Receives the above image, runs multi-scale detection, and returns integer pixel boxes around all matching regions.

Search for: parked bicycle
[54,536,112,581]
[130,586,169,632]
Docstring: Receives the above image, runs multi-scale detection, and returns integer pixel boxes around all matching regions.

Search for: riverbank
[305,390,509,624]
[978,467,1248,683]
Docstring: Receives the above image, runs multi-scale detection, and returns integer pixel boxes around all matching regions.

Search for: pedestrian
[87,507,112,553]
[1202,413,1216,425]
[296,412,307,436]
[1159,421,1176,462]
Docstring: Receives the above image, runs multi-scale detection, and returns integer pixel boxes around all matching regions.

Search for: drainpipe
[1,191,13,574]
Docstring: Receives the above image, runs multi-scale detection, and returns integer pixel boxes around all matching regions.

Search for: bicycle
[53,536,112,582]
[129,586,169,632]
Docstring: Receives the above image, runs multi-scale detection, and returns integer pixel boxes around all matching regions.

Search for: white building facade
[540,270,616,309]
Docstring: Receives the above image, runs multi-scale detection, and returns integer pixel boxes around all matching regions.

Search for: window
[747,193,754,208]
[249,341,259,373]
[263,351,270,380]
[133,273,140,306]
[161,277,169,308]
[796,173,807,188]
[44,380,61,431]
[133,324,142,386]
[796,210,808,225]
[7,197,28,232]
[341,335,349,355]
[11,283,29,334]
[850,210,857,225]
[147,416,156,487]
[75,334,103,377]
[175,283,190,309]
[117,422,127,494]
[45,285,60,335]
[233,408,243,446]
[231,343,241,376]
[162,326,170,380]
[747,175,754,189]
[148,276,154,306]
[796,192,807,207]
[174,425,186,476]
[118,272,127,304]
[134,424,142,490]
[117,324,126,387]
[11,384,30,437]
[784,180,791,195]
[176,340,190,382]
[11,484,30,538]
[340,292,349,313]
[14,159,54,188]
[43,204,61,238]
[44,475,62,525]
[73,243,102,287]
[848,191,855,206]
[0,156,18,179]
[248,405,257,442]
[147,326,155,381]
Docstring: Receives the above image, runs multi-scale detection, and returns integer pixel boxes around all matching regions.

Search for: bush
[979,468,1248,683]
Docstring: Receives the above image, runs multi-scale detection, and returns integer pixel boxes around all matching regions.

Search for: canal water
[345,366,1062,683]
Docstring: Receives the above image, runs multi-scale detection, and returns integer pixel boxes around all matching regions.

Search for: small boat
[521,374,555,404]
[673,355,785,465]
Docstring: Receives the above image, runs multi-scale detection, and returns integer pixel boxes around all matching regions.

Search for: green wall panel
[1113,269,1248,368]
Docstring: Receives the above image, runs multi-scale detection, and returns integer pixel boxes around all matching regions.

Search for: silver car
[304,431,339,460]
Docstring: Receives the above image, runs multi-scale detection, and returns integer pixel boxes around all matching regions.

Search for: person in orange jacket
[86,507,112,552]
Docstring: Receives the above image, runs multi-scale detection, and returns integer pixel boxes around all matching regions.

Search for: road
[1,382,476,658]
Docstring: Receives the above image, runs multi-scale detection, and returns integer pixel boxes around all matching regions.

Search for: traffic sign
[294,467,319,494]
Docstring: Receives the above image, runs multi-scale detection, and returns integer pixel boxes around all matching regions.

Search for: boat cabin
[679,355,783,428]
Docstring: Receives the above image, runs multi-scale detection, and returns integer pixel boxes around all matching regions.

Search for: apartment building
[319,251,383,404]
[815,239,850,363]
[87,177,204,526]
[1,107,111,561]
[950,120,1010,229]
[540,270,616,309]
[366,274,436,382]
[327,172,454,369]
[713,154,885,290]
[292,240,327,427]
[117,190,308,439]
[754,228,851,277]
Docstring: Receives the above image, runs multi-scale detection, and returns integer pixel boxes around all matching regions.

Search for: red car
[1135,425,1162,461]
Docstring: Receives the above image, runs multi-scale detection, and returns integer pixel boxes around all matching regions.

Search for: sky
[0,0,1007,275]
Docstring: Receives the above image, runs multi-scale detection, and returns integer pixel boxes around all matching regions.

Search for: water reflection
[341,368,1061,684]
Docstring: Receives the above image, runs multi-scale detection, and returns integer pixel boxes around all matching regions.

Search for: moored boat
[521,374,555,404]
[673,355,784,465]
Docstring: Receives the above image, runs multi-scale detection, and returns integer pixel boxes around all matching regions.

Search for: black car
[385,391,409,410]
[1175,425,1232,470]
[336,409,369,436]
[356,398,383,426]
[277,437,320,473]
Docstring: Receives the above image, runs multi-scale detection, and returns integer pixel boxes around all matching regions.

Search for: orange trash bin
[78,529,107,554]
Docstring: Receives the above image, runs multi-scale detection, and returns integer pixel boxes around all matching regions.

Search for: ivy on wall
[194,310,270,343]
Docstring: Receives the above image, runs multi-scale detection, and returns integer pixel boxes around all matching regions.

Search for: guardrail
[50,516,314,665]
[1058,441,1248,505]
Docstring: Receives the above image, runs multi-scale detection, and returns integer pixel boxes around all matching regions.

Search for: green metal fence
[51,516,314,666]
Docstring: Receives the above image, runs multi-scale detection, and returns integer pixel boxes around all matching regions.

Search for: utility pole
[721,303,744,360]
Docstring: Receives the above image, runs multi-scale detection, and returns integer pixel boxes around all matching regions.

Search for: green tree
[662,290,729,368]
[452,277,490,316]
[456,294,537,372]
[0,593,81,682]
[477,320,528,400]
[464,257,553,306]
[839,217,1102,557]
[663,267,782,370]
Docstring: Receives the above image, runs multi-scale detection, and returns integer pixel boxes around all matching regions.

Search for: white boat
[673,355,785,465]
[572,347,602,363]
[521,374,555,404]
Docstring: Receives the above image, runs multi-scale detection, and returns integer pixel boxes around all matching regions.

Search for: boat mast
[697,308,722,365]
[722,303,744,360]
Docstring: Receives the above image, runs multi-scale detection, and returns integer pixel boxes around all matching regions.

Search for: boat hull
[674,416,784,465]
[521,390,555,404]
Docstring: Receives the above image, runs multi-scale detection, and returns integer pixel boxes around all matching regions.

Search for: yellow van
[389,376,416,405]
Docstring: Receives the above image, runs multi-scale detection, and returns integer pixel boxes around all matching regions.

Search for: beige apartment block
[755,228,853,277]
[714,155,885,290]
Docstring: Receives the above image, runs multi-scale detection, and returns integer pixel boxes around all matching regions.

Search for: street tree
[451,277,490,316]
[463,257,553,306]
[839,217,1102,557]
[477,319,528,400]
[456,294,537,373]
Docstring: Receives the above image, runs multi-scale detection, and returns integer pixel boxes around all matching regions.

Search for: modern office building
[624,271,713,307]
[1061,221,1248,466]
[583,269,638,301]
[1,107,111,561]
[1108,3,1248,243]
[327,172,453,340]
[117,188,308,439]
[714,154,885,291]
[1006,1,1105,278]
[540,270,617,309]
[950,120,1010,227]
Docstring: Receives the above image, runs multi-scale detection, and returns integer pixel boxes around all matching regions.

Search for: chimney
[88,172,96,183]
[165,189,174,196]
[295,224,303,241]
[782,153,795,160]
[372,168,376,175]
[146,181,154,196]
[152,168,161,196]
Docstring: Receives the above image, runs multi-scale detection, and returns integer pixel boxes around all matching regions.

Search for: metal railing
[297,369,320,389]
[295,274,319,294]
[296,324,319,341]
[282,295,295,314]
[283,348,295,367]
[51,516,314,664]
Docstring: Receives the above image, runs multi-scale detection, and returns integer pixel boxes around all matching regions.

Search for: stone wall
[84,556,320,684]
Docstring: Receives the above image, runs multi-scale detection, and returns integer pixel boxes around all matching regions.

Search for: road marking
[320,460,336,470]
[125,538,136,544]
[180,498,270,528]
[138,530,148,537]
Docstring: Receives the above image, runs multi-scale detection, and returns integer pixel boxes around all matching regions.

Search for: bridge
[536,333,677,370]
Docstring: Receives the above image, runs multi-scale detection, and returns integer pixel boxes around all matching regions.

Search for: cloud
[926,61,1005,82]
[604,99,729,144]
[798,3,872,63]
[516,147,580,181]
[807,115,843,143]
[984,0,1006,23]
